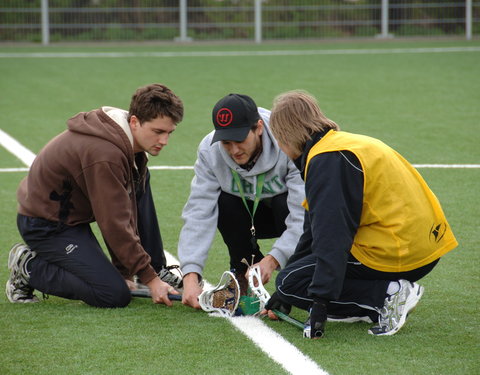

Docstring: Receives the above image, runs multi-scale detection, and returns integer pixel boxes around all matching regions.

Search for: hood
[67,107,134,159]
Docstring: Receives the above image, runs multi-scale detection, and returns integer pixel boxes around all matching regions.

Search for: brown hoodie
[17,108,157,284]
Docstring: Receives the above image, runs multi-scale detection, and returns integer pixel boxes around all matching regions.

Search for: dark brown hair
[128,83,184,124]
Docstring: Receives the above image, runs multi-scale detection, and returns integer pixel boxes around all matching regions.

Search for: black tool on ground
[130,288,182,301]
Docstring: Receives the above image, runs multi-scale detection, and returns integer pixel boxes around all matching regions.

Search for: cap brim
[211,126,251,144]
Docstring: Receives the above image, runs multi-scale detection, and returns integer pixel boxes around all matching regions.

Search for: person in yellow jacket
[264,90,458,338]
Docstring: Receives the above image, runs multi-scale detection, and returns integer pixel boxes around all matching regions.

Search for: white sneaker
[5,243,39,303]
[368,280,424,336]
[157,265,188,293]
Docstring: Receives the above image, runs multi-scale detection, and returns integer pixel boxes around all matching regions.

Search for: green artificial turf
[0,40,479,375]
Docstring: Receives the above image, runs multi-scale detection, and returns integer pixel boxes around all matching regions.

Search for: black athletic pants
[275,253,439,320]
[217,191,289,275]
[17,170,165,308]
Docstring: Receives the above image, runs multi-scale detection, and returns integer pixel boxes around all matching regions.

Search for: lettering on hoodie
[230,174,285,197]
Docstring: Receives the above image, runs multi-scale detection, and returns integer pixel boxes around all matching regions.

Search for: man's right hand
[146,276,178,306]
[182,272,203,309]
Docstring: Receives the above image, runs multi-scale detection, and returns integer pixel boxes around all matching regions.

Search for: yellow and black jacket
[292,129,457,300]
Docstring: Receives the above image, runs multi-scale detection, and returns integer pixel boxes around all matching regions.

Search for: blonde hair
[270,90,339,155]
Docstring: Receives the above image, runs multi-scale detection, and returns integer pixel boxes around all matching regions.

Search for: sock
[386,281,400,296]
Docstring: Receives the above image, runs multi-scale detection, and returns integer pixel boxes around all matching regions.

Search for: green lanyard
[231,169,265,241]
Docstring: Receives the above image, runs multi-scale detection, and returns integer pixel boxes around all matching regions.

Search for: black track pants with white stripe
[275,253,438,319]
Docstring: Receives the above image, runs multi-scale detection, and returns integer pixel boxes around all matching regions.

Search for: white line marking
[413,164,480,168]
[229,316,328,375]
[149,165,194,170]
[2,124,478,171]
[0,129,36,167]
[164,252,327,375]
[0,47,478,59]
[1,164,479,173]
[0,168,30,172]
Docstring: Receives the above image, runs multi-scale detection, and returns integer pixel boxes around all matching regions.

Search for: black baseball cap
[211,94,261,144]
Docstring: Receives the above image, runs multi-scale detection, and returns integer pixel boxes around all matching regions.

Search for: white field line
[412,164,480,168]
[164,252,328,375]
[0,46,479,59]
[228,316,328,375]
[0,129,36,167]
[150,165,194,170]
[1,125,478,171]
[1,165,479,173]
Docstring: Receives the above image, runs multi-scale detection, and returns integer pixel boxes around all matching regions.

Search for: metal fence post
[254,0,262,44]
[175,0,192,42]
[41,0,50,45]
[466,0,472,40]
[377,0,393,38]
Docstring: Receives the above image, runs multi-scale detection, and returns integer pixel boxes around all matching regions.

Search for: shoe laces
[158,265,183,288]
[378,287,405,329]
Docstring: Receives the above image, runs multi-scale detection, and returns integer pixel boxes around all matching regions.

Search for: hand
[146,276,179,306]
[181,273,203,309]
[249,255,279,285]
[261,291,291,320]
[305,299,327,339]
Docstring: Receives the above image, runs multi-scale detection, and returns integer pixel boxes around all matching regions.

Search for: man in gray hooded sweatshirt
[178,94,305,309]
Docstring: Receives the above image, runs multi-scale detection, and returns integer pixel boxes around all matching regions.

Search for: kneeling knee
[109,286,131,308]
[93,283,131,308]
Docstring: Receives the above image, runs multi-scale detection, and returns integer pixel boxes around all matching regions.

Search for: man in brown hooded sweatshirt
[6,83,184,308]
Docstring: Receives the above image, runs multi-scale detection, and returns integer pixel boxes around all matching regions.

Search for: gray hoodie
[178,108,305,276]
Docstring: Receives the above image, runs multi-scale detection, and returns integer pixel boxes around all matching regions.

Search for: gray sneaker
[158,265,184,292]
[368,280,424,336]
[5,243,39,303]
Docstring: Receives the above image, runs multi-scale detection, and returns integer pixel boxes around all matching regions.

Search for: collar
[102,106,134,148]
[295,129,331,179]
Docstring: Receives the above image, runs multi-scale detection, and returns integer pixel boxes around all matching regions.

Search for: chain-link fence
[1,0,478,44]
